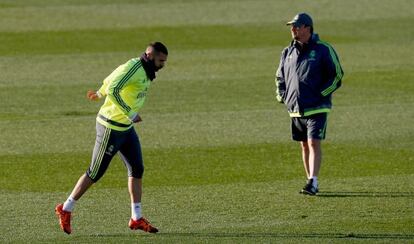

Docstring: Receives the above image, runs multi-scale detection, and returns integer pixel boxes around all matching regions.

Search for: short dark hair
[149,42,168,55]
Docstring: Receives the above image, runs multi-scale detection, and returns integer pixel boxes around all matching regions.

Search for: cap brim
[287,21,301,27]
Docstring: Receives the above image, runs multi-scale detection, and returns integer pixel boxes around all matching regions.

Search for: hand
[131,113,142,123]
[87,90,100,101]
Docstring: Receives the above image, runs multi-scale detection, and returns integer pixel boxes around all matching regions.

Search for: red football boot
[129,217,158,233]
[55,203,72,234]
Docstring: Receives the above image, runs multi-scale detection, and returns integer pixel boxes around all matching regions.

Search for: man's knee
[129,165,144,179]
[86,170,102,183]
[307,139,321,150]
[300,141,309,152]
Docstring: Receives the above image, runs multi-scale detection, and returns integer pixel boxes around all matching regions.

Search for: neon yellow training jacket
[96,58,151,131]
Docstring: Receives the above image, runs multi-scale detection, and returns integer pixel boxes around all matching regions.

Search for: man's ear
[145,46,155,60]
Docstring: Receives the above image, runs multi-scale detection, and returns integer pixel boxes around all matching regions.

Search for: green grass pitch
[1,0,413,243]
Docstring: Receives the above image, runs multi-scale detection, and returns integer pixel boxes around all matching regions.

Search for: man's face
[290,24,310,41]
[153,52,168,71]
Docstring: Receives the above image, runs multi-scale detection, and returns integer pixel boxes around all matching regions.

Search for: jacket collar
[291,33,319,52]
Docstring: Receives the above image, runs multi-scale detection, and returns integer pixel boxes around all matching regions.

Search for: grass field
[1,0,414,243]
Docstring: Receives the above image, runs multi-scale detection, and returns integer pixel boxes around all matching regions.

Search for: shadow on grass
[143,232,414,240]
[317,191,414,198]
[75,232,414,241]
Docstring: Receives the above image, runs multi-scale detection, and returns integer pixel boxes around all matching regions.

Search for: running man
[275,13,343,195]
[55,42,168,234]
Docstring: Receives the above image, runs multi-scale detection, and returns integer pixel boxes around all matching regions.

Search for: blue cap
[287,13,313,27]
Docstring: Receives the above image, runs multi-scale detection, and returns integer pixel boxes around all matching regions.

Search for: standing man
[55,42,168,234]
[275,13,343,195]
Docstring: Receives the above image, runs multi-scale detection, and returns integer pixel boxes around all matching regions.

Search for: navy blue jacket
[275,34,344,117]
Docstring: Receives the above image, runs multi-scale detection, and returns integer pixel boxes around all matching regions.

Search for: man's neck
[297,34,312,46]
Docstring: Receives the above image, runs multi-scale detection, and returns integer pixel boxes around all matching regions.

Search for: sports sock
[63,196,76,212]
[131,202,142,220]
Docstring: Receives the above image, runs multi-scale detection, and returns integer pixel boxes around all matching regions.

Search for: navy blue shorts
[291,113,328,141]
[86,122,144,182]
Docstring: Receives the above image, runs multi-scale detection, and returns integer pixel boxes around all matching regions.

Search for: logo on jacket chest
[137,87,148,99]
[308,50,316,61]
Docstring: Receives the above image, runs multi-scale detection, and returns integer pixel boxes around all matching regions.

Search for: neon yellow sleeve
[101,60,139,118]
[97,80,109,98]
[107,66,136,118]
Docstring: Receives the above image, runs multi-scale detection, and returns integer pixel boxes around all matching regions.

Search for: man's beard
[154,65,163,72]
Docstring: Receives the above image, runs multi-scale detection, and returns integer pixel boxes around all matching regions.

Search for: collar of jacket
[291,33,319,52]
[140,53,156,81]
